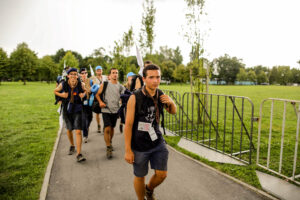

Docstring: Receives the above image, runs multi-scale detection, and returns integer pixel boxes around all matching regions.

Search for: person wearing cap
[79,68,93,143]
[54,68,87,162]
[91,65,108,133]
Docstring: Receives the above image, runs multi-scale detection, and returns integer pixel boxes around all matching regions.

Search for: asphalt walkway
[46,114,272,200]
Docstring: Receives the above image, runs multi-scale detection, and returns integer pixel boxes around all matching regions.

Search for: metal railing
[257,98,300,185]
[163,90,255,164]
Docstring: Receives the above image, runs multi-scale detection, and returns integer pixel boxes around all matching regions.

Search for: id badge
[149,127,158,141]
[83,100,88,105]
[138,122,151,132]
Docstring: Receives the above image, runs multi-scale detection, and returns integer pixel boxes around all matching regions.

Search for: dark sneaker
[106,146,112,159]
[68,146,75,155]
[97,125,101,133]
[145,185,156,200]
[76,154,86,162]
[119,124,123,133]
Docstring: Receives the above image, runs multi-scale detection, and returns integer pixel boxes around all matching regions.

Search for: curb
[167,145,279,200]
[39,117,64,200]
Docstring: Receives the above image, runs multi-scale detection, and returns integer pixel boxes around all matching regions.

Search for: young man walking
[92,66,107,133]
[95,68,125,159]
[124,64,177,200]
[79,68,93,143]
[54,68,87,162]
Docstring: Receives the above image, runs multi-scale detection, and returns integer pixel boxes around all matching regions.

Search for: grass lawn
[160,84,300,184]
[0,82,59,200]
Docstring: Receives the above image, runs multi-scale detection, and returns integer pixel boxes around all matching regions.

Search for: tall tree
[122,26,134,56]
[58,51,79,72]
[0,48,9,84]
[215,54,245,84]
[183,0,206,93]
[256,71,268,84]
[139,0,156,55]
[39,56,59,83]
[10,42,38,85]
[236,68,247,81]
[247,70,257,83]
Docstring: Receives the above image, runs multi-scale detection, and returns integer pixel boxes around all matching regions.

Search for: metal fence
[257,98,300,185]
[163,90,255,164]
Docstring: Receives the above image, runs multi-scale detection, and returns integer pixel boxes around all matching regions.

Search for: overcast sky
[0,0,300,68]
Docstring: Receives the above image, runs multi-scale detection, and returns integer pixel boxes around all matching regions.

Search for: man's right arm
[95,83,106,108]
[54,83,68,98]
[124,95,136,164]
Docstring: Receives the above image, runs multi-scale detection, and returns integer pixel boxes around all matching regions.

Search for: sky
[0,0,300,68]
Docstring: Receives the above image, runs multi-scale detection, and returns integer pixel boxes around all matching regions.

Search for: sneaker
[119,124,123,133]
[83,137,88,143]
[106,146,112,159]
[68,146,75,155]
[76,153,86,162]
[145,185,156,200]
[98,125,101,133]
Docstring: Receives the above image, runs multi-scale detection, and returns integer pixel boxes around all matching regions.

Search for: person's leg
[75,129,82,155]
[147,170,167,191]
[96,113,101,132]
[110,127,114,142]
[134,176,146,200]
[104,126,111,146]
[66,130,74,146]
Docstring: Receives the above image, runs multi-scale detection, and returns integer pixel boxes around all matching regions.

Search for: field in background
[0,82,59,200]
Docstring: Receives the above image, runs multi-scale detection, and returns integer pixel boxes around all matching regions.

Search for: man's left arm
[160,94,177,114]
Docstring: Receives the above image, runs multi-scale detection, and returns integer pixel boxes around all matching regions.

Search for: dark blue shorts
[133,142,169,177]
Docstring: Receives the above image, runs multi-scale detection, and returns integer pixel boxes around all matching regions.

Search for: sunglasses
[80,72,87,75]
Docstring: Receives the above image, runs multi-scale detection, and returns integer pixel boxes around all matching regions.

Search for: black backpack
[99,81,109,102]
[130,74,144,92]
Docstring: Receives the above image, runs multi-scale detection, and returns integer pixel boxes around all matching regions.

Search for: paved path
[46,114,271,200]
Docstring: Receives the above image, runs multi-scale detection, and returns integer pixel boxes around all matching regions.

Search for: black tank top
[131,89,164,151]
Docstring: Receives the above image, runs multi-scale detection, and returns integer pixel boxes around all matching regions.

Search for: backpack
[134,89,166,135]
[130,74,144,91]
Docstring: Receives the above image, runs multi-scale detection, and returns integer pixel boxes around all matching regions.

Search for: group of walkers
[54,62,177,200]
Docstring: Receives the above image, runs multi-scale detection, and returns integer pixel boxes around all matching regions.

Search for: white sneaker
[84,137,88,143]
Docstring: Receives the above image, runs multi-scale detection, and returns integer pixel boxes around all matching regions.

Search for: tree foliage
[139,0,156,55]
[58,51,79,72]
[9,42,38,84]
[0,48,9,84]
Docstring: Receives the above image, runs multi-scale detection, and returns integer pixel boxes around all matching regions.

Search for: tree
[236,68,247,81]
[58,51,79,72]
[0,48,9,84]
[52,48,66,63]
[183,0,206,93]
[256,71,268,84]
[215,54,245,84]
[269,66,279,84]
[122,26,134,56]
[39,56,59,83]
[247,70,257,83]
[161,60,176,81]
[10,42,38,85]
[172,46,183,66]
[277,66,291,85]
[173,64,189,83]
[139,0,156,55]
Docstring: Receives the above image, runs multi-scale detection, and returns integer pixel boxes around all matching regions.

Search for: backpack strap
[100,81,109,102]
[134,89,144,117]
[157,89,166,135]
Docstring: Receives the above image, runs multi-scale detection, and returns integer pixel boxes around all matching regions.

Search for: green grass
[164,135,262,188]
[0,82,59,200]
[160,84,300,183]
